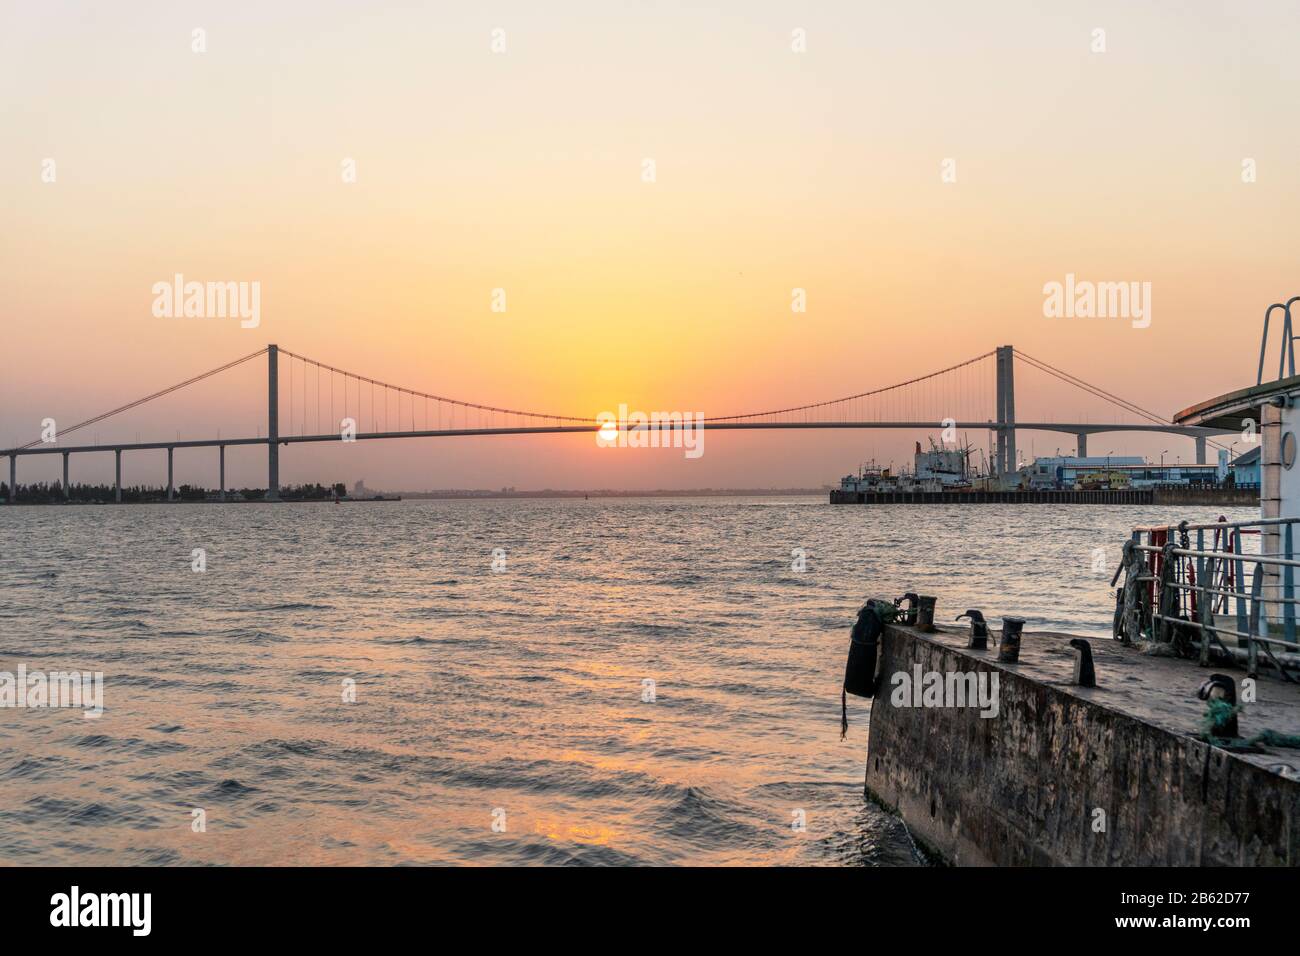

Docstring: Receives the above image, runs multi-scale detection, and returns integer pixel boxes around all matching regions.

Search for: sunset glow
[4,1,1299,491]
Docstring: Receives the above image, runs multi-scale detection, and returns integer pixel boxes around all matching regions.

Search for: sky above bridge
[3,1,1299,490]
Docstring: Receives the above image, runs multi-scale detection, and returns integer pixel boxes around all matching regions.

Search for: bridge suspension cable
[274,347,1000,432]
[1014,349,1229,452]
[277,347,592,432]
[707,350,998,422]
[3,342,1226,456]
[10,347,268,451]
[1015,351,1169,427]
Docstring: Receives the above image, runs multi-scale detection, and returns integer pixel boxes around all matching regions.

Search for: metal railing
[1112,516,1300,681]
[1257,296,1300,385]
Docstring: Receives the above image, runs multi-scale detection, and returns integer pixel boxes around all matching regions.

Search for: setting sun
[2,0,1296,913]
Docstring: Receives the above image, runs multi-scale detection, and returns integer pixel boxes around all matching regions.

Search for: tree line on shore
[0,481,348,503]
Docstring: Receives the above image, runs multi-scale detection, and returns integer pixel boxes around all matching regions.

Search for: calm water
[0,498,1255,866]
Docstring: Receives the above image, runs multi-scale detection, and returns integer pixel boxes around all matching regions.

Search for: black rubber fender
[843,601,886,699]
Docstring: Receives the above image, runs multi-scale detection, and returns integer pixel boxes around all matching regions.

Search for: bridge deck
[4,421,1232,458]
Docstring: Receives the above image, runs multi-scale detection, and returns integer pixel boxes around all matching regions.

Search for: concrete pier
[863,621,1300,865]
[829,487,1258,506]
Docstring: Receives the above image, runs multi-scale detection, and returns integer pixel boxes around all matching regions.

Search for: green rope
[873,600,903,624]
[1199,699,1238,739]
[1250,729,1300,748]
[1201,698,1300,750]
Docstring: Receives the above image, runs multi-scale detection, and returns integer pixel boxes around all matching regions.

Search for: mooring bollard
[1196,674,1239,739]
[1068,638,1096,687]
[896,592,920,626]
[915,595,937,632]
[997,617,1025,663]
[956,610,989,649]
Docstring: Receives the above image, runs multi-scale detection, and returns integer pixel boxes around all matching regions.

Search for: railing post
[1261,403,1283,619]
[1286,523,1296,648]
[1157,543,1178,644]
[1235,544,1248,644]
[1259,303,1285,385]
[1198,576,1213,666]
[219,445,226,502]
[1248,565,1263,679]
[115,449,122,503]
[167,446,174,502]
[1280,306,1293,381]
[1287,296,1300,381]
[1195,527,1205,622]
[7,454,14,504]
[267,344,280,501]
[62,451,70,500]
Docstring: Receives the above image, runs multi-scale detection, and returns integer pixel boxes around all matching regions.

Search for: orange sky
[3,1,1299,489]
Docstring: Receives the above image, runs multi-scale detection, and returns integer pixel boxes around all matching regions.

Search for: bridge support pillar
[219,445,226,502]
[1195,435,1207,465]
[7,454,14,504]
[62,452,70,499]
[115,450,122,503]
[267,344,280,501]
[1076,434,1087,458]
[995,345,1017,477]
[995,358,1006,475]
[167,447,174,502]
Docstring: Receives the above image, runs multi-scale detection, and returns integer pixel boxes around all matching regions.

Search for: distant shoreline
[2,488,831,506]
[396,488,830,500]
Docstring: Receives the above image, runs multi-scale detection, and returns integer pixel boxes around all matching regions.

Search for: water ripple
[3,497,1243,865]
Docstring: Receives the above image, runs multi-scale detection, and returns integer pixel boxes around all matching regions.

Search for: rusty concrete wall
[828,489,1155,504]
[1152,486,1258,506]
[828,488,1259,505]
[863,625,1299,866]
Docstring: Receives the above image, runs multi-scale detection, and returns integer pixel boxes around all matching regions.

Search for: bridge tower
[995,345,1016,476]
[267,344,280,500]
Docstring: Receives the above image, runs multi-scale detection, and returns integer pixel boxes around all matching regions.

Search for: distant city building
[1230,447,1261,488]
[1103,463,1220,488]
[1020,455,1230,490]
[353,480,369,498]
[1022,456,1144,490]
[840,449,1243,494]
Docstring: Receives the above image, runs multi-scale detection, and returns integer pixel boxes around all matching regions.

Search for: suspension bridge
[1,344,1233,502]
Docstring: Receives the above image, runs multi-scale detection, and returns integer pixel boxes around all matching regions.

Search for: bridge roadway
[3,419,1234,459]
[3,419,1232,504]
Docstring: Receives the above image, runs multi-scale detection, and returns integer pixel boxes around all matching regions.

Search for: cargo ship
[838,440,984,495]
